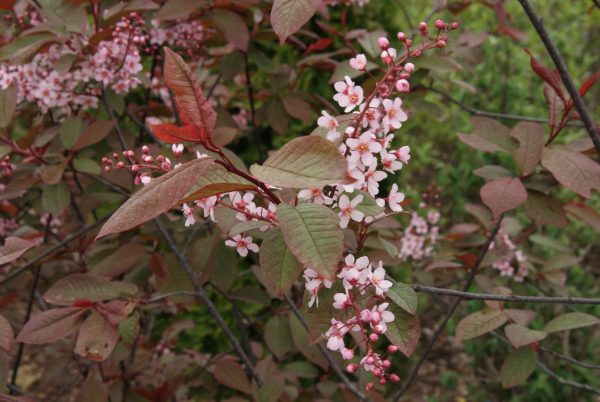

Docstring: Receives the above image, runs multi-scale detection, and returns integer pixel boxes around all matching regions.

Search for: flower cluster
[490,230,528,282]
[0,13,147,117]
[148,19,206,55]
[398,206,440,262]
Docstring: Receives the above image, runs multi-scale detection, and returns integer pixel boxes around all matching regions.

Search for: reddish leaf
[526,51,567,104]
[91,243,148,277]
[385,305,421,357]
[96,300,135,326]
[510,122,545,176]
[214,357,252,394]
[209,9,249,52]
[271,0,321,44]
[455,309,508,341]
[150,123,206,144]
[480,177,528,219]
[523,191,568,227]
[543,83,563,129]
[0,236,35,265]
[43,274,138,305]
[16,307,87,344]
[75,311,119,361]
[505,324,547,348]
[72,120,114,150]
[149,252,168,283]
[580,70,600,97]
[163,47,216,137]
[96,157,214,239]
[305,38,333,55]
[565,203,600,233]
[541,145,600,198]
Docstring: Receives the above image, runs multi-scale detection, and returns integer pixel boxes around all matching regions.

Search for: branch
[411,285,600,305]
[0,217,108,286]
[517,0,600,154]
[283,293,370,402]
[153,218,263,387]
[391,215,504,401]
[424,85,583,126]
[538,362,600,395]
[243,52,265,162]
[540,346,600,370]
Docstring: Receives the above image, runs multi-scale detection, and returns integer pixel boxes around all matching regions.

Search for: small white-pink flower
[225,235,259,257]
[333,76,364,112]
[338,194,364,228]
[382,97,408,132]
[388,183,405,212]
[317,110,340,141]
[349,54,367,70]
[346,132,382,166]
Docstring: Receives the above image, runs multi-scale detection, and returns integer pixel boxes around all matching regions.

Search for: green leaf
[501,347,537,388]
[504,324,546,348]
[259,229,303,298]
[42,182,71,216]
[529,234,571,253]
[0,236,35,266]
[250,136,352,188]
[97,157,214,239]
[543,312,600,334]
[59,114,83,149]
[43,274,138,305]
[75,311,118,361]
[354,190,384,217]
[379,235,398,258]
[384,304,421,357]
[277,203,343,279]
[0,314,14,352]
[387,282,418,315]
[480,177,527,220]
[541,145,600,198]
[523,190,568,227]
[214,358,252,394]
[455,309,508,341]
[511,122,545,176]
[16,307,87,344]
[0,82,17,128]
[271,0,321,44]
[264,316,293,359]
[73,157,101,175]
[209,9,249,52]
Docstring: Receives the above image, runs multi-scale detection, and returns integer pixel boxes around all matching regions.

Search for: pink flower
[396,145,411,163]
[346,132,382,165]
[196,196,217,221]
[388,184,405,212]
[369,262,393,295]
[381,48,397,64]
[333,76,364,112]
[369,302,395,333]
[333,292,352,309]
[349,54,367,70]
[298,188,333,205]
[182,203,195,227]
[380,150,403,173]
[382,98,408,132]
[172,143,184,156]
[225,235,259,257]
[338,194,364,229]
[317,110,340,141]
[304,268,333,307]
[363,162,387,196]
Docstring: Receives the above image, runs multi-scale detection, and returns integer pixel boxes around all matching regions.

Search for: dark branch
[517,0,600,153]
[412,285,600,305]
[392,215,504,401]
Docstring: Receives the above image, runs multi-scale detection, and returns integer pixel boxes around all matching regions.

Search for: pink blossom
[388,184,405,212]
[396,145,411,163]
[225,235,259,257]
[333,76,364,112]
[369,262,393,295]
[380,150,403,173]
[182,203,196,227]
[382,98,408,132]
[298,188,333,205]
[333,292,352,309]
[317,111,340,141]
[395,78,410,93]
[349,54,367,70]
[346,132,382,165]
[338,194,364,228]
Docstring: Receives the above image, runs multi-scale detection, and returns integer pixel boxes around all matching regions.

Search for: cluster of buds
[101,144,182,185]
[490,230,528,282]
[0,155,13,176]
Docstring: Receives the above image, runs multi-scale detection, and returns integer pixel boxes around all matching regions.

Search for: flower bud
[418,22,428,31]
[141,145,150,154]
[395,79,410,93]
[451,22,459,30]
[390,374,400,382]
[365,382,374,391]
[396,32,406,41]
[377,36,389,50]
[382,360,391,368]
[346,363,358,373]
[369,333,379,342]
[379,378,387,385]
[387,345,398,353]
[404,62,415,73]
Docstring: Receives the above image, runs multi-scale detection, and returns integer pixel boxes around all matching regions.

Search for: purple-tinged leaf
[43,274,138,305]
[505,324,546,348]
[543,312,600,334]
[271,0,321,44]
[384,304,421,357]
[480,177,528,219]
[0,314,14,351]
[501,347,537,388]
[541,145,600,198]
[0,236,35,266]
[16,307,87,344]
[455,309,508,341]
[75,311,119,361]
[511,122,545,176]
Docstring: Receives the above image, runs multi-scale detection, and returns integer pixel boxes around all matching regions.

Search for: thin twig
[101,91,128,150]
[392,215,504,401]
[517,0,600,154]
[243,52,265,162]
[424,85,583,126]
[411,285,600,305]
[540,346,600,370]
[283,293,370,402]
[538,362,600,395]
[153,218,263,386]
